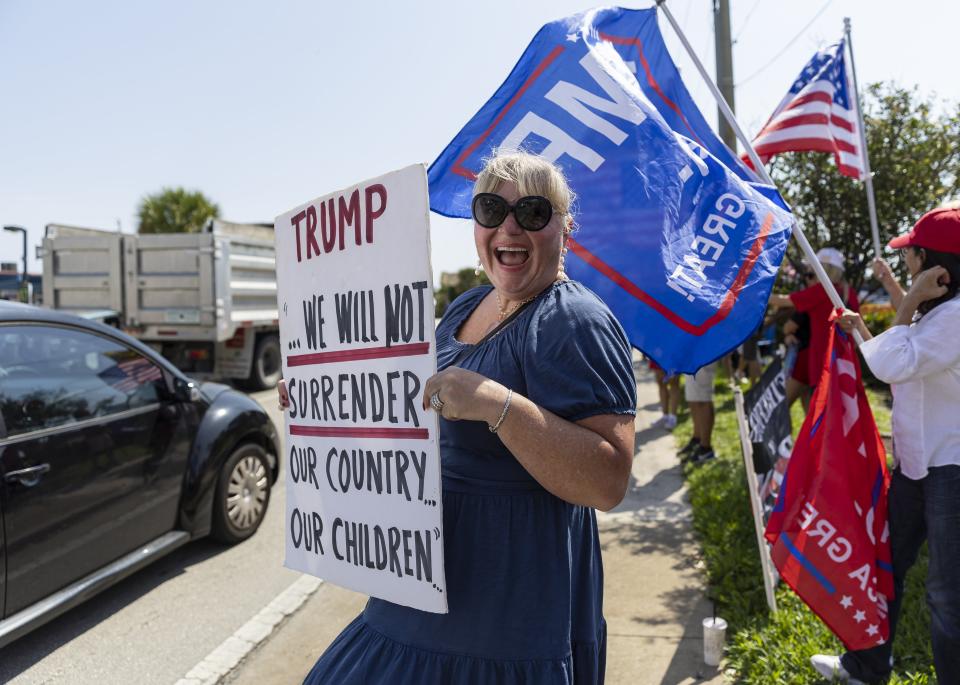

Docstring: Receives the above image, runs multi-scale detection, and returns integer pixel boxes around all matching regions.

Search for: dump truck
[41,220,281,389]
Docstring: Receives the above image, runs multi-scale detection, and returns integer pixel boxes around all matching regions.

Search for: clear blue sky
[2,1,957,283]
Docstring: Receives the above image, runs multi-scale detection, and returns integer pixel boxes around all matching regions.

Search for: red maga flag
[765,313,893,650]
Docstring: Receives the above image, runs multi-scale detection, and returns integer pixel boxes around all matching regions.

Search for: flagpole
[844,17,883,258]
[656,0,864,345]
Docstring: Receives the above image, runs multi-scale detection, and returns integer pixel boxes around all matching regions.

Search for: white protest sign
[274,164,447,613]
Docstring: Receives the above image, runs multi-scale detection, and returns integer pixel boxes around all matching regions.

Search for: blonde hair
[473,152,576,234]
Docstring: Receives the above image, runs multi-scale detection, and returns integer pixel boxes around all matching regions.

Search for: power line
[681,0,694,33]
[736,0,834,87]
[733,0,763,43]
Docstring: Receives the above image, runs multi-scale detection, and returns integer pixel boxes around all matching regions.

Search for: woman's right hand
[277,379,290,411]
[907,265,950,304]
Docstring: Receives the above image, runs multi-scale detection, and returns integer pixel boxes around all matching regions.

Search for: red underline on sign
[567,211,775,337]
[290,425,430,440]
[287,342,430,366]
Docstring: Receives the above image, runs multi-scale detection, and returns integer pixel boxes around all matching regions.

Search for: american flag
[745,39,865,180]
[100,356,163,394]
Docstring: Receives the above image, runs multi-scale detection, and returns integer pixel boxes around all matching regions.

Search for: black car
[0,301,280,648]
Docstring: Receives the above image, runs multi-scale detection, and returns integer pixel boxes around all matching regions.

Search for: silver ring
[430,391,444,413]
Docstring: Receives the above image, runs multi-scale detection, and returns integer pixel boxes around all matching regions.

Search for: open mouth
[495,246,529,266]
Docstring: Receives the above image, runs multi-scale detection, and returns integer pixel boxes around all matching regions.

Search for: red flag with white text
[765,314,893,649]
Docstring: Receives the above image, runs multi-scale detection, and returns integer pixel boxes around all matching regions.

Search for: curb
[175,575,322,685]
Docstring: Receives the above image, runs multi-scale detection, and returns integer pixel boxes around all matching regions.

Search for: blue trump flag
[428,7,794,375]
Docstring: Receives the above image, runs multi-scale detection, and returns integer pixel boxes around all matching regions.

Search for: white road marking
[175,575,322,685]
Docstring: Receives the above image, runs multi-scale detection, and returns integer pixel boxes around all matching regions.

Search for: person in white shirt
[811,205,960,684]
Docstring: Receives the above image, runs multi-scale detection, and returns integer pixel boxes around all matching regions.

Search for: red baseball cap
[888,205,960,254]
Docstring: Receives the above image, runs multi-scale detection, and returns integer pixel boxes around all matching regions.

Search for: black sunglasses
[472,193,553,231]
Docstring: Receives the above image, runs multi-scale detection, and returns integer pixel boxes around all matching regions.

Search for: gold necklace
[495,291,537,321]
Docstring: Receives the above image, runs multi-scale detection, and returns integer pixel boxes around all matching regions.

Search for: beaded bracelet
[488,389,513,433]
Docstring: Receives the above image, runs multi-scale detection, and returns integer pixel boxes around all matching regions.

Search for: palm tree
[137,187,220,234]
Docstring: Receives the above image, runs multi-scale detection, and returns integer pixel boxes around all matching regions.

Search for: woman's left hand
[422,367,507,423]
[836,308,873,343]
[837,309,864,334]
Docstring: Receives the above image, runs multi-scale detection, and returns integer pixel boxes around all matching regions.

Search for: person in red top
[770,247,859,390]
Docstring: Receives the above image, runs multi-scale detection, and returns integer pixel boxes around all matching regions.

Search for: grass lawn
[674,374,937,684]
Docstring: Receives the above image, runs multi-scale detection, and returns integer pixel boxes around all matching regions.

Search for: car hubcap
[226,455,268,530]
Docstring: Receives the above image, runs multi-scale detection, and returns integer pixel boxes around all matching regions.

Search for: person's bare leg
[702,401,714,450]
[786,377,808,409]
[688,402,700,441]
[722,354,734,379]
[667,377,681,417]
[800,386,812,414]
[655,367,668,415]
[690,402,708,444]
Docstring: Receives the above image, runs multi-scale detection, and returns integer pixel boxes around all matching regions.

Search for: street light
[3,225,28,302]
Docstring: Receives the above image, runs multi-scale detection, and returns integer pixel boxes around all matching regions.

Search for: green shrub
[677,374,936,683]
[861,305,897,336]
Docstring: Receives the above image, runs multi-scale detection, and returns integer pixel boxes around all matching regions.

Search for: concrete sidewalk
[227,364,724,685]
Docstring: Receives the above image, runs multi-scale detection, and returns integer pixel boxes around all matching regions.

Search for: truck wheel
[212,444,272,544]
[248,334,282,390]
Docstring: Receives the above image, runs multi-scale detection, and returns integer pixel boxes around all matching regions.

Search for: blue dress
[303,280,637,684]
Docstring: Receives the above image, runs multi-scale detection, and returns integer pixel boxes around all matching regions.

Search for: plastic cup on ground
[702,617,727,666]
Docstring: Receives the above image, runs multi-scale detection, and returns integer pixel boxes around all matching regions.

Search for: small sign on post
[274,164,447,613]
[744,357,794,520]
[734,357,794,614]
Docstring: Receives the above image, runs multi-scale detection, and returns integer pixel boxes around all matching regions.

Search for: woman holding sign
[295,152,637,683]
[817,206,960,684]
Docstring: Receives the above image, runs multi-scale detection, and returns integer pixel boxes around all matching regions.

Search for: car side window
[0,324,166,438]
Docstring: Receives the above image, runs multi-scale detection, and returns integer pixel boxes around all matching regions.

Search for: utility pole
[3,225,28,302]
[713,0,736,150]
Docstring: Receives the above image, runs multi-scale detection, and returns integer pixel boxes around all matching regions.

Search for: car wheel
[212,443,272,544]
[247,334,282,390]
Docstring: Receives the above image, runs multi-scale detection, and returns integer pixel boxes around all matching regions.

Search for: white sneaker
[810,655,866,684]
[664,414,678,429]
[652,414,668,427]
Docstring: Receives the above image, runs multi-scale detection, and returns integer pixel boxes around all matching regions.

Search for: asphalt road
[0,388,298,685]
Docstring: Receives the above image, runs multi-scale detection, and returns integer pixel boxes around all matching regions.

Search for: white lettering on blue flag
[500,112,606,171]
[543,52,647,145]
